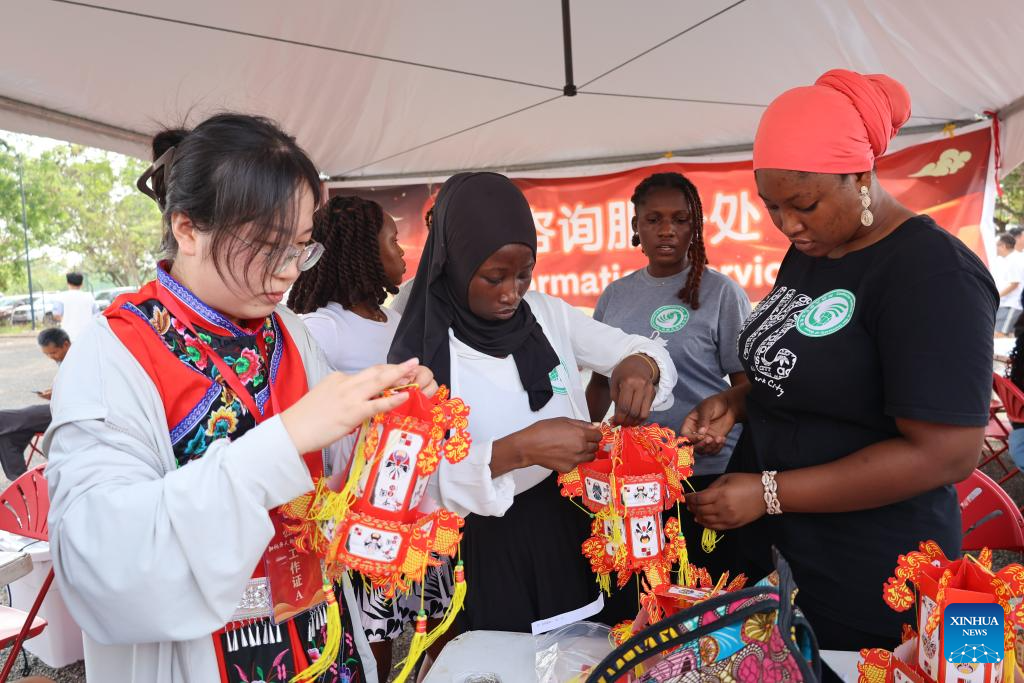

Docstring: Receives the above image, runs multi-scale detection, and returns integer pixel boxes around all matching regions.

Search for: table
[423,630,861,682]
[0,531,84,667]
[0,551,31,587]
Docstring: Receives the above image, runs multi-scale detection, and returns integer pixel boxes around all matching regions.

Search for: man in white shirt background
[52,271,98,341]
[1010,226,1024,254]
[993,234,1024,336]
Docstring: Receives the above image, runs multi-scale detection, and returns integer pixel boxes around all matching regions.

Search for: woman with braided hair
[288,195,406,374]
[288,194,454,674]
[586,171,750,580]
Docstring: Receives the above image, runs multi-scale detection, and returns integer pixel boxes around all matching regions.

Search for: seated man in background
[0,328,70,480]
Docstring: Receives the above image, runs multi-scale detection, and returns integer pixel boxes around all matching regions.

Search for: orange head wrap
[752,69,912,174]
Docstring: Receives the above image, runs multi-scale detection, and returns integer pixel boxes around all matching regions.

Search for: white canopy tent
[3,0,1024,183]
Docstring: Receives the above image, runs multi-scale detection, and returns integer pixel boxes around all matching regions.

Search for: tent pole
[561,0,576,97]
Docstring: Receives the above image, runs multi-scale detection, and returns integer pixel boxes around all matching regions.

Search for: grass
[0,323,42,337]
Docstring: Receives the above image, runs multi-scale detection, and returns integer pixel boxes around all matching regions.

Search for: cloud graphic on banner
[909,149,973,177]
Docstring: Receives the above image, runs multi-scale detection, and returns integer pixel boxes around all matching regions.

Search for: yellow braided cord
[701,528,722,553]
[568,496,595,518]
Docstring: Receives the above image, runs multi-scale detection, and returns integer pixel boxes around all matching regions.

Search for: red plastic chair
[24,433,44,469]
[985,375,1022,483]
[956,468,1024,553]
[0,464,52,682]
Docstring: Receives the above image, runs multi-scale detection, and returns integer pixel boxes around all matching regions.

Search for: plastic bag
[535,621,614,682]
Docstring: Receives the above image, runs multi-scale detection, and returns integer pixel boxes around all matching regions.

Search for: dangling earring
[860,186,874,227]
[631,232,641,248]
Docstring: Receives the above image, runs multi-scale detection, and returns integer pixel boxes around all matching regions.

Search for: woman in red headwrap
[684,70,997,652]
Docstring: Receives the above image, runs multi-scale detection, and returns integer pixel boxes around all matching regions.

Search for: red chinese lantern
[292,385,471,683]
[325,385,469,594]
[560,424,693,594]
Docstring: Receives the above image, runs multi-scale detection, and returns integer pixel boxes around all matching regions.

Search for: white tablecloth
[0,551,31,587]
[0,530,84,667]
[423,630,861,682]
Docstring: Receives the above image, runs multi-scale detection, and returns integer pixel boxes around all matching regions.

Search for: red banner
[332,128,991,308]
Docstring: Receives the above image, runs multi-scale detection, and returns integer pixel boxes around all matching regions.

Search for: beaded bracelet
[762,470,782,515]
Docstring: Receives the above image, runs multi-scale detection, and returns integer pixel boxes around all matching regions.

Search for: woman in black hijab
[390,172,677,631]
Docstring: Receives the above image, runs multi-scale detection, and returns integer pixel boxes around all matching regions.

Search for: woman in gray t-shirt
[586,171,751,581]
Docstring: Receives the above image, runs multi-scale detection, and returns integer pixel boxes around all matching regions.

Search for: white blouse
[301,303,400,374]
[450,334,575,497]
[431,291,676,518]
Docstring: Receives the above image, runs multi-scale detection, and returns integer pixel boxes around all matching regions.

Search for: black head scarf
[388,172,560,411]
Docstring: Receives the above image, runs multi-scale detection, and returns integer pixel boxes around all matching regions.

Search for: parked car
[0,295,31,324]
[11,297,55,325]
[93,286,136,311]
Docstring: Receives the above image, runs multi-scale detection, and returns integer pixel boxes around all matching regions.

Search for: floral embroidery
[207,405,240,438]
[129,298,279,469]
[218,376,240,408]
[236,347,262,385]
[149,306,171,335]
[184,430,208,458]
[184,336,208,370]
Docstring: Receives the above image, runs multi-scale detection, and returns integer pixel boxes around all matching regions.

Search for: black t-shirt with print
[728,215,997,637]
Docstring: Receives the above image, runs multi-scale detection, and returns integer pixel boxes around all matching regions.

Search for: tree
[55,151,163,286]
[0,144,62,292]
[0,138,163,291]
[996,166,1024,229]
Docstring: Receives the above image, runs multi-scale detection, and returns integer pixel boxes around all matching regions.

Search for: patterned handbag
[586,549,821,683]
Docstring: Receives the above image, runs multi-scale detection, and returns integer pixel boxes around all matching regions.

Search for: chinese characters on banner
[332,128,991,308]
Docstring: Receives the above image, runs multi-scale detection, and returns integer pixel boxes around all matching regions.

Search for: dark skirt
[458,472,600,632]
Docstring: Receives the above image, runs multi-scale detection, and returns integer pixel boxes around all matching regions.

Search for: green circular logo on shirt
[650,305,689,334]
[549,365,568,395]
[796,289,856,337]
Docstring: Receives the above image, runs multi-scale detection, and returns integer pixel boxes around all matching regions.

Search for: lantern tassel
[596,570,611,596]
[290,583,341,683]
[392,561,467,682]
[1004,645,1016,683]
[312,421,375,528]
[676,534,692,587]
[393,612,429,683]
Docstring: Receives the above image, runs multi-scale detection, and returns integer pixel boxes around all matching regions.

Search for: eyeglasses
[268,241,324,275]
[275,241,325,275]
[234,234,325,276]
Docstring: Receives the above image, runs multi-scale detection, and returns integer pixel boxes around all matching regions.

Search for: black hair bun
[151,128,189,161]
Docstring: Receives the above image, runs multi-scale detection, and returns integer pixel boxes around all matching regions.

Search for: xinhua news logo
[943,603,1004,664]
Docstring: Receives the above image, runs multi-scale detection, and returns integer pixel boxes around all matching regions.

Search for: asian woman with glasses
[44,113,434,683]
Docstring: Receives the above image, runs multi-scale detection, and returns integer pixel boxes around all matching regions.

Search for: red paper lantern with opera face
[327,386,470,595]
[561,423,693,592]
